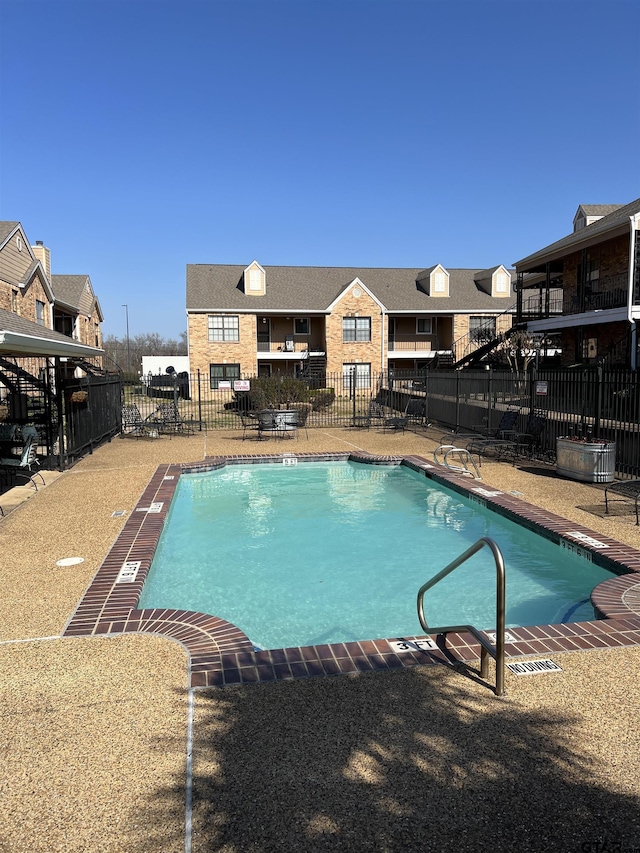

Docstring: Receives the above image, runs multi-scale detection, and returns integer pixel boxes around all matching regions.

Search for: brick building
[186,261,514,389]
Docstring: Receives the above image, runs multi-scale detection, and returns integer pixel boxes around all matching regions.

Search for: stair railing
[416,536,506,696]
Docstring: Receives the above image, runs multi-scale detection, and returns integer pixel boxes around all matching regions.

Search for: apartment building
[515,198,640,367]
[0,221,104,364]
[186,261,514,388]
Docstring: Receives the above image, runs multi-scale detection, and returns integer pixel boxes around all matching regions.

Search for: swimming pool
[138,460,615,649]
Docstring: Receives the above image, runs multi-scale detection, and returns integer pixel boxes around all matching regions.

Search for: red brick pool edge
[63,453,640,688]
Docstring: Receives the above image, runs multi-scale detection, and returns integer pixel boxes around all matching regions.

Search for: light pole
[122,304,130,374]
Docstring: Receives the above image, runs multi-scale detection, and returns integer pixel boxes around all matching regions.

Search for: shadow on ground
[144,663,640,853]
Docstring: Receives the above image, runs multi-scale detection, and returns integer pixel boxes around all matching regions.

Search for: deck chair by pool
[506,409,548,459]
[239,411,260,440]
[149,402,195,435]
[352,399,386,429]
[441,406,520,445]
[468,409,548,461]
[121,404,149,437]
[404,398,427,425]
[0,435,45,490]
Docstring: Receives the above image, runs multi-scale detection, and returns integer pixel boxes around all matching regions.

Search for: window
[469,316,496,343]
[11,290,18,313]
[343,316,371,342]
[35,300,45,326]
[434,272,446,292]
[209,363,240,389]
[294,318,310,335]
[342,363,371,390]
[208,315,239,342]
[416,318,432,334]
[495,273,508,293]
[249,269,262,291]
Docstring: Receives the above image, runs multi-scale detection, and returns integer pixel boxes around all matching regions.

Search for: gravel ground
[1,425,639,852]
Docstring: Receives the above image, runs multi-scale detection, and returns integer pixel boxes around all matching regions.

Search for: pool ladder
[417,537,506,697]
[434,444,481,479]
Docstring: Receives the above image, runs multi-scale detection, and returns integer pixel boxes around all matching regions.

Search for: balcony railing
[388,338,433,351]
[257,340,326,354]
[520,272,630,320]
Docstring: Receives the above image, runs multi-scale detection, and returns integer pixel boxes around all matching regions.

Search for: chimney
[32,241,51,282]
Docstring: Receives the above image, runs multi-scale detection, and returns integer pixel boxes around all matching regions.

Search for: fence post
[487,366,493,427]
[455,371,461,432]
[595,365,603,439]
[197,370,202,430]
[352,368,357,421]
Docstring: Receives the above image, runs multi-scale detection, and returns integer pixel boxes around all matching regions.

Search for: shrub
[231,376,310,411]
[310,388,335,411]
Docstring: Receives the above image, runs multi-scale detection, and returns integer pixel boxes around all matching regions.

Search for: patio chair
[239,411,260,441]
[440,406,520,445]
[506,409,548,459]
[149,402,195,435]
[468,409,548,461]
[352,399,385,429]
[404,398,427,425]
[293,406,309,439]
[0,435,45,490]
[121,404,149,437]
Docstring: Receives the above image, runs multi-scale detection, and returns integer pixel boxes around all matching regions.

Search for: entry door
[257,318,271,352]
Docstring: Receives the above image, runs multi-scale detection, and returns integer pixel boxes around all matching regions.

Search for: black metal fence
[125,367,640,479]
[60,374,122,468]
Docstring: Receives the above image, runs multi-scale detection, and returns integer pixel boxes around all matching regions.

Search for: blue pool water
[138,461,614,649]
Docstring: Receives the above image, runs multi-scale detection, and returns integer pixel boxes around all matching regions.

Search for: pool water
[138,461,613,649]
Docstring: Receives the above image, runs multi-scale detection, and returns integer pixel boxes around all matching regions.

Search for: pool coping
[63,452,640,688]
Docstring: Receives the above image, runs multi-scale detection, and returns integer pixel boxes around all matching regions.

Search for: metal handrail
[433,444,482,479]
[416,537,506,696]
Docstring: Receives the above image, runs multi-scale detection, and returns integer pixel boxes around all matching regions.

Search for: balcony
[257,338,325,356]
[520,273,630,321]
[388,337,433,353]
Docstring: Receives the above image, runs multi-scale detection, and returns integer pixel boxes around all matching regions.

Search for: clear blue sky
[1,0,639,341]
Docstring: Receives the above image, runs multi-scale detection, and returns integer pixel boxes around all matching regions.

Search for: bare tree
[103,332,188,374]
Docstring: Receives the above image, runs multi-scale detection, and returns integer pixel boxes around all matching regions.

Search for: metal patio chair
[0,435,45,490]
[239,411,260,440]
[121,404,150,437]
[149,402,195,435]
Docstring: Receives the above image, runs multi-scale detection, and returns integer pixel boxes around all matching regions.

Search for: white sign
[485,631,518,644]
[234,380,250,391]
[390,639,438,653]
[116,561,141,584]
[218,381,231,390]
[566,531,609,549]
[506,659,563,676]
[282,457,297,466]
[536,381,548,396]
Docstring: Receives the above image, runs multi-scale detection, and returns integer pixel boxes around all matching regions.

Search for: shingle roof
[186,264,514,314]
[515,198,640,270]
[51,274,89,309]
[0,221,20,248]
[578,204,624,217]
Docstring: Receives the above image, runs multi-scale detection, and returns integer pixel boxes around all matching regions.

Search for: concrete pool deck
[2,425,640,851]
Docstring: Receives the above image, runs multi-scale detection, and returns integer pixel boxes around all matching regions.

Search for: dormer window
[495,272,508,294]
[243,261,266,296]
[416,265,449,296]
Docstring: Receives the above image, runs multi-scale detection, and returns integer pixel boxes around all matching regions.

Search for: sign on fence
[233,380,250,391]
